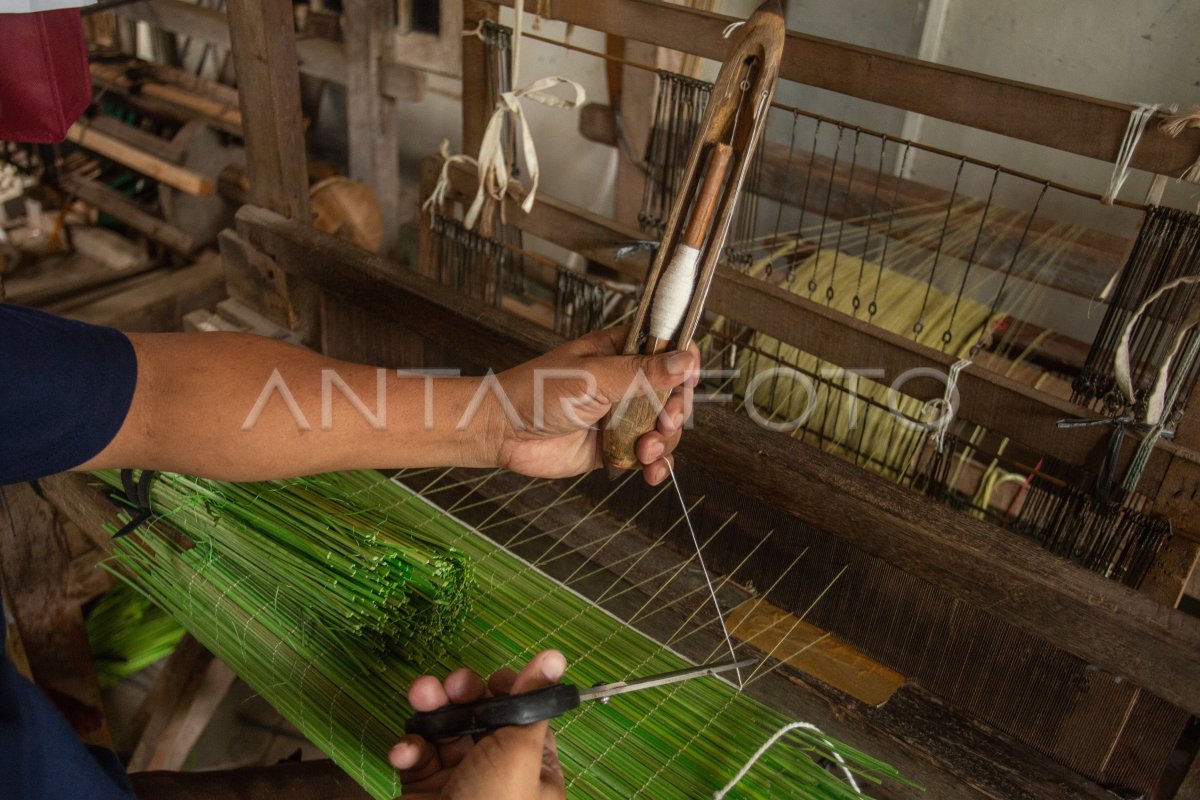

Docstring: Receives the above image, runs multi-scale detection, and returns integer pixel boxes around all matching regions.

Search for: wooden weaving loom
[31,1,1200,798]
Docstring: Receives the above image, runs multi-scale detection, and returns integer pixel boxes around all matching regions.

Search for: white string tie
[1159,105,1200,183]
[1102,103,1158,205]
[664,459,743,689]
[1114,274,1200,424]
[425,0,586,230]
[462,75,587,230]
[931,358,971,453]
[713,721,863,799]
[722,20,746,38]
[422,140,479,221]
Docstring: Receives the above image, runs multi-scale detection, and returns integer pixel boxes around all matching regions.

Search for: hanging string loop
[1102,103,1159,205]
[713,721,864,799]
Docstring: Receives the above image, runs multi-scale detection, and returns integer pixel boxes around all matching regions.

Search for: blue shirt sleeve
[0,304,137,484]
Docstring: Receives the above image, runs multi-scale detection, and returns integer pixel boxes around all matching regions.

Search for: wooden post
[224,0,319,342]
[461,0,498,156]
[344,0,403,257]
[224,0,310,221]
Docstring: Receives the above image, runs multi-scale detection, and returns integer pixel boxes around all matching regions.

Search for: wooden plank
[235,205,558,368]
[726,597,904,706]
[67,123,214,196]
[0,484,112,748]
[225,0,310,221]
[431,157,1200,509]
[61,257,227,332]
[84,114,184,163]
[234,203,1200,716]
[1138,536,1200,608]
[481,0,1200,176]
[60,174,198,255]
[128,642,236,772]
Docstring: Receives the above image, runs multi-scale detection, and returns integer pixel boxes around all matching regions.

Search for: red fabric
[0,9,91,143]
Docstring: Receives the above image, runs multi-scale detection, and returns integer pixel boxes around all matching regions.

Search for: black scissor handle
[405,684,582,740]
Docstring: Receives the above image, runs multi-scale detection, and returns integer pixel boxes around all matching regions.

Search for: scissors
[405,657,757,740]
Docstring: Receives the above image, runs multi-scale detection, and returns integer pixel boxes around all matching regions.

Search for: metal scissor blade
[577,657,757,704]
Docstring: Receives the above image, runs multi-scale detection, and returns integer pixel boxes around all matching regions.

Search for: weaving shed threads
[97,469,908,799]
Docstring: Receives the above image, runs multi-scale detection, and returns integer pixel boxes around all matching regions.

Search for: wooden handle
[602,391,671,471]
[681,143,734,249]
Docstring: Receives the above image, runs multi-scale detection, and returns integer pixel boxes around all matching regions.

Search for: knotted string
[931,358,971,453]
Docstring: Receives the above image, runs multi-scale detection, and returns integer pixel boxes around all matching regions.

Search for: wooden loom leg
[344,0,402,258]
[124,635,236,772]
[225,0,318,342]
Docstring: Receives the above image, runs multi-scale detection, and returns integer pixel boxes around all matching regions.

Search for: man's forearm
[80,332,501,481]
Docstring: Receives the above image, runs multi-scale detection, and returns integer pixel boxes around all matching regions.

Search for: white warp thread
[649,245,701,341]
[426,0,587,230]
[713,722,863,799]
[1114,274,1200,423]
[932,358,971,453]
[1102,103,1159,205]
[663,459,743,688]
[722,20,746,38]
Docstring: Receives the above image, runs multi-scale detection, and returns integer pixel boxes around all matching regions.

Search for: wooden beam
[225,0,310,221]
[462,1,499,155]
[60,174,198,255]
[481,0,1200,176]
[90,62,243,135]
[114,0,424,100]
[66,123,213,196]
[233,203,1200,716]
[431,157,1200,511]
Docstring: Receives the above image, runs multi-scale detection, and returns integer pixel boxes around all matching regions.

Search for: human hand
[390,650,568,800]
[482,326,700,485]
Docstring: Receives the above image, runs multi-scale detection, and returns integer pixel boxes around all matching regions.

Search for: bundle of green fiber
[86,582,185,688]
[92,469,907,799]
[94,471,473,662]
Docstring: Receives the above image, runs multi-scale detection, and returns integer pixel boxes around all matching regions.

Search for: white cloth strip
[1114,274,1200,423]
